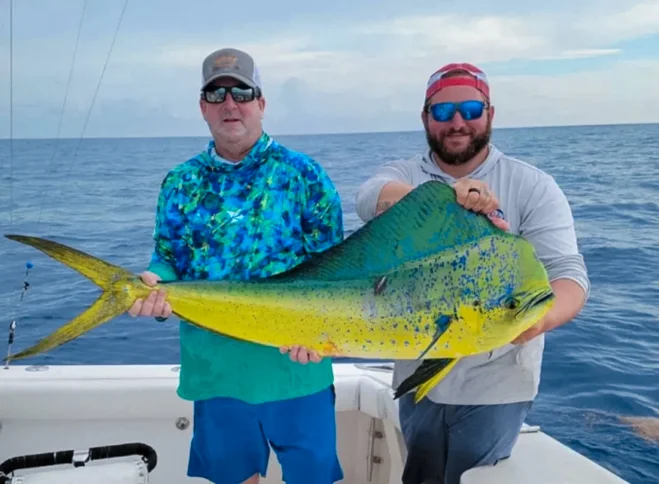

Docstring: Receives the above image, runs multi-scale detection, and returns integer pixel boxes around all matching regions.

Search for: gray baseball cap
[201,48,262,91]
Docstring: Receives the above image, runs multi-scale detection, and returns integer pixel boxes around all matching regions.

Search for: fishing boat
[0,361,628,483]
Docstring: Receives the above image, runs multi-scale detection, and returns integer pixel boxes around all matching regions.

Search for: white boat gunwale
[0,362,628,483]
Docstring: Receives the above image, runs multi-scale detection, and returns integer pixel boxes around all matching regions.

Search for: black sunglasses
[201,85,261,104]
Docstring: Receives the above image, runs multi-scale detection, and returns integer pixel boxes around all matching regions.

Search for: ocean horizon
[2,120,657,142]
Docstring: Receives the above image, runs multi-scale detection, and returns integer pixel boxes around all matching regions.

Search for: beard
[426,120,492,166]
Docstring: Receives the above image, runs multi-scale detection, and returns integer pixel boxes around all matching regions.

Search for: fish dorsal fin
[273,180,502,281]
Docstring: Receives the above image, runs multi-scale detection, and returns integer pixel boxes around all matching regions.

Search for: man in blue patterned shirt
[127,48,344,484]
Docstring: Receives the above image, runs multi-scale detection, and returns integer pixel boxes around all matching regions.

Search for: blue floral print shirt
[148,132,344,404]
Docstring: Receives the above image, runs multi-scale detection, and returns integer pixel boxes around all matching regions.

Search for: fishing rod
[4,0,18,369]
[4,263,32,369]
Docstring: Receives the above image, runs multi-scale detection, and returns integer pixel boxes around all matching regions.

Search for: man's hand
[511,319,547,344]
[280,345,322,364]
[128,271,172,319]
[453,179,510,231]
[512,279,587,344]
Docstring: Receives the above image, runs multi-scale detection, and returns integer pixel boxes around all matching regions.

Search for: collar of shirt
[200,131,274,173]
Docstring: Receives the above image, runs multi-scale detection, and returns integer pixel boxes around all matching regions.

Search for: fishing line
[3,0,22,369]
[7,0,13,227]
[53,0,130,202]
[4,0,130,366]
[32,0,89,230]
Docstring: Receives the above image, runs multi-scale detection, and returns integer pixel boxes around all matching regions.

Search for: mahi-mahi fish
[4,181,555,402]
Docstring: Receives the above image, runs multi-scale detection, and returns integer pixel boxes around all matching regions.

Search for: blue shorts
[398,394,532,484]
[187,385,343,484]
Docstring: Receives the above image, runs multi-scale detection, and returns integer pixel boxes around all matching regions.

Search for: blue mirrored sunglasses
[429,100,488,122]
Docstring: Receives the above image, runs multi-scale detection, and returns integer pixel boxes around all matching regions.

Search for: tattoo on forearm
[376,201,393,214]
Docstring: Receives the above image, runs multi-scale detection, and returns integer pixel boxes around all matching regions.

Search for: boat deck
[0,362,628,483]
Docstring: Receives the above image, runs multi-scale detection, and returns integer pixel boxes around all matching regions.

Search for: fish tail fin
[393,358,459,402]
[5,234,134,289]
[4,234,142,362]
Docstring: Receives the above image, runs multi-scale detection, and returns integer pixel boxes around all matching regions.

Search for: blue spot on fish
[437,314,451,334]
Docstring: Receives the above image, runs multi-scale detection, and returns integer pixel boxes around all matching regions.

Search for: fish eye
[503,297,519,310]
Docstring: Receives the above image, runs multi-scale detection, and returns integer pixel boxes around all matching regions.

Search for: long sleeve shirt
[149,132,344,404]
[355,143,589,404]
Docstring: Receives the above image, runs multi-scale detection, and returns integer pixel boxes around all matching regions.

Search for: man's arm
[354,160,505,226]
[355,160,415,222]
[512,176,589,343]
[148,172,181,282]
[129,173,179,320]
[374,181,414,216]
[300,164,345,254]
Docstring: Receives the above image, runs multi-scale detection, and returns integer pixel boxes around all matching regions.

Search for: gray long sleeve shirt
[355,143,590,405]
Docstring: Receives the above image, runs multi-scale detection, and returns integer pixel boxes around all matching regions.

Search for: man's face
[422,79,494,166]
[200,77,265,146]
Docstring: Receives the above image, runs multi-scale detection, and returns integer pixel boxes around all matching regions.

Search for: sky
[0,0,658,138]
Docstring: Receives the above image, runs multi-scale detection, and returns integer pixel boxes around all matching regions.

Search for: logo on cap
[213,55,238,71]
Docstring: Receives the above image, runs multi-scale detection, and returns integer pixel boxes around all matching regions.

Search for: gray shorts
[398,394,532,484]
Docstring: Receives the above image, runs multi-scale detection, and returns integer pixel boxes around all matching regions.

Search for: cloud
[485,59,659,127]
[0,0,658,138]
[356,15,550,64]
[576,1,659,41]
[535,49,622,61]
[142,1,659,92]
[354,1,659,64]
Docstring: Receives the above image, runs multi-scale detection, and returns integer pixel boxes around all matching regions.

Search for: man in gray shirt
[355,62,590,484]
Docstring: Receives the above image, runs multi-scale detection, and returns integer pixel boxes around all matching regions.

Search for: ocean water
[1,124,658,483]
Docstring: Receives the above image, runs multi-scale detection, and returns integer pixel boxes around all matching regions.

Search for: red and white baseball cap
[425,63,490,101]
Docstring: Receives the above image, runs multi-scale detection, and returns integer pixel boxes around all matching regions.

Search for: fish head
[460,235,555,348]
[492,282,555,338]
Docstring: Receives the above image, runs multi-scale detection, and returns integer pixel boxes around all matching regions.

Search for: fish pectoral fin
[393,358,459,402]
[413,359,460,403]
[416,314,453,361]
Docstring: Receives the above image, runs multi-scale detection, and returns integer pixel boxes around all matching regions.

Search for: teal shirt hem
[175,347,335,405]
[147,261,178,282]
